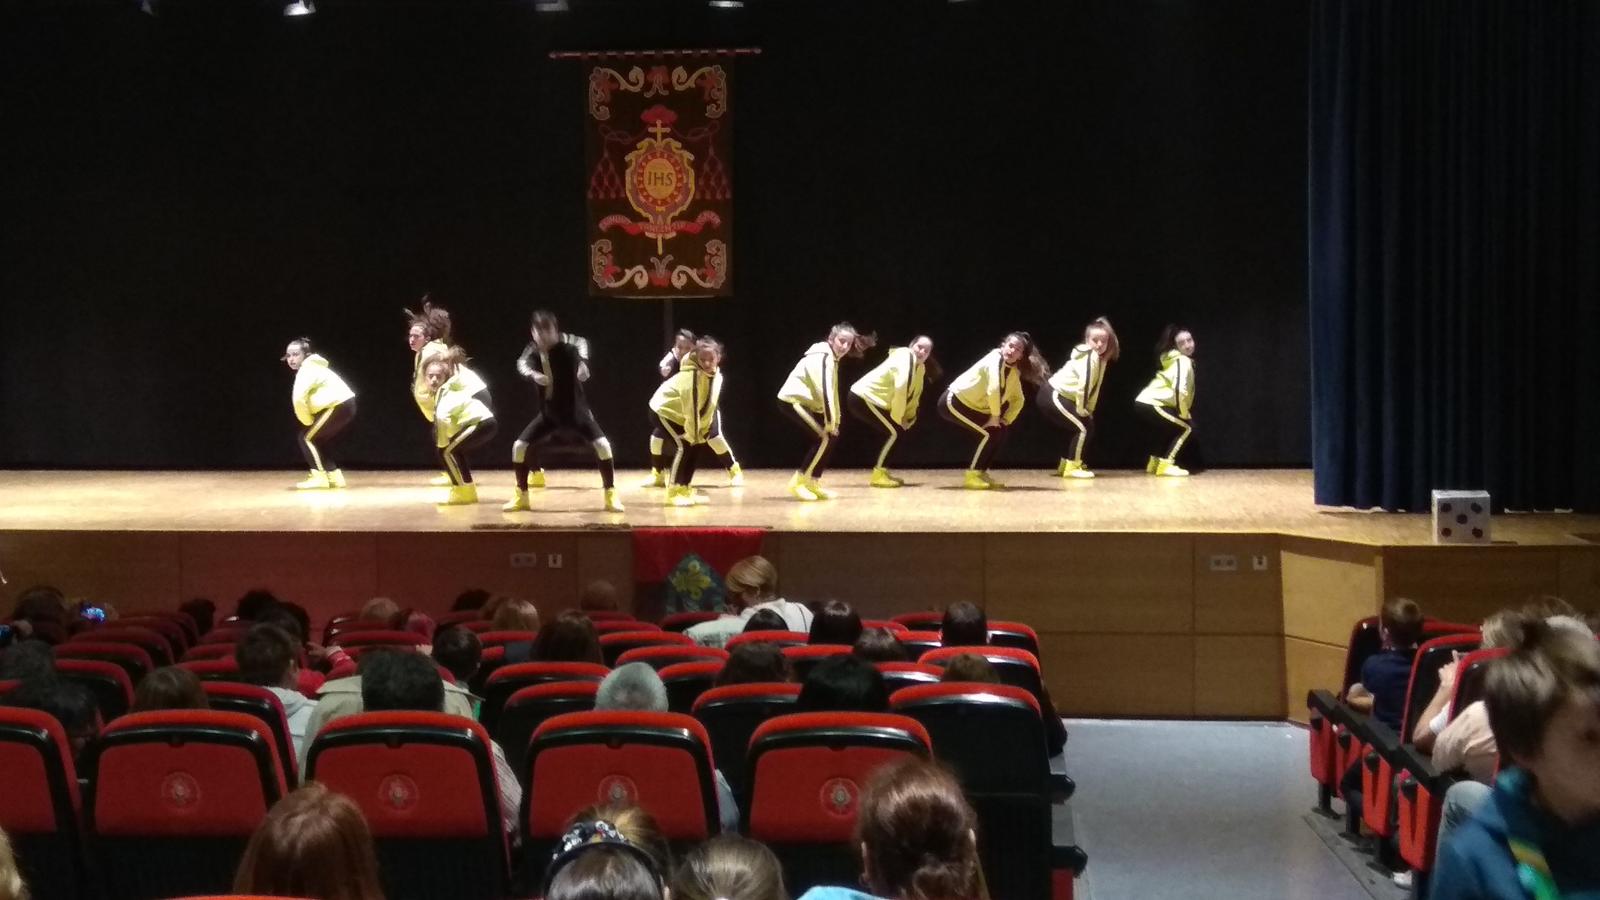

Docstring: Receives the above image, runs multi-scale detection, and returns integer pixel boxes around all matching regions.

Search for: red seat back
[725,630,809,650]
[459,620,497,633]
[179,658,243,681]
[919,646,1043,699]
[599,631,694,666]
[200,682,298,784]
[896,631,942,657]
[616,644,730,670]
[661,611,721,633]
[332,629,427,650]
[70,625,175,667]
[875,662,943,694]
[118,616,191,658]
[56,658,135,721]
[1451,648,1510,718]
[494,682,599,783]
[183,642,238,662]
[889,611,944,630]
[782,644,852,680]
[986,620,1040,655]
[860,619,909,634]
[592,620,661,634]
[197,625,248,647]
[56,641,155,684]
[481,662,610,732]
[659,661,725,713]
[476,630,536,649]
[0,707,86,900]
[437,610,485,629]
[324,619,397,644]
[692,682,801,801]
[582,610,636,622]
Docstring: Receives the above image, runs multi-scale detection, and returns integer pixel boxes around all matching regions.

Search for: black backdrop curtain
[1309,1,1600,512]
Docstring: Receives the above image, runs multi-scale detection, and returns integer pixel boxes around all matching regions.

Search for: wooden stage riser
[4,530,1595,720]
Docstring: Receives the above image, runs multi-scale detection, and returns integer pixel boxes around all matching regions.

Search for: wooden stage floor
[1,469,1595,546]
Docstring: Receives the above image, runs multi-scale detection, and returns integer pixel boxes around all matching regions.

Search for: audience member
[481,594,514,623]
[232,782,385,900]
[1431,621,1600,898]
[853,628,908,663]
[0,824,29,900]
[360,651,519,838]
[493,599,541,633]
[131,666,209,712]
[238,623,318,764]
[581,579,622,613]
[67,598,117,631]
[672,835,788,900]
[3,677,97,762]
[544,821,665,900]
[434,626,483,689]
[9,585,68,643]
[358,597,401,628]
[570,804,672,879]
[0,640,55,683]
[1413,609,1525,755]
[686,557,814,648]
[235,589,282,623]
[716,642,791,687]
[452,588,491,613]
[940,653,1000,685]
[304,648,477,766]
[808,600,863,647]
[399,609,437,650]
[179,597,216,636]
[1345,597,1423,729]
[798,758,989,900]
[529,611,605,665]
[594,663,740,834]
[940,602,988,648]
[743,610,787,633]
[796,655,888,713]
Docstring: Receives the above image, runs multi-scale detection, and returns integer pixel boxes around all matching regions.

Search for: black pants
[1034,385,1094,464]
[440,418,497,486]
[651,411,734,472]
[513,407,615,491]
[1136,403,1193,462]
[938,393,1009,472]
[299,400,357,471]
[846,393,909,469]
[781,401,835,479]
[657,415,704,487]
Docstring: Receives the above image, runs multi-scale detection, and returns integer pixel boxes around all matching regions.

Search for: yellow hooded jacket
[1048,344,1106,415]
[1135,349,1195,419]
[432,372,495,448]
[291,354,356,427]
[948,349,1024,425]
[850,346,925,428]
[649,355,723,443]
[415,344,487,423]
[776,341,841,430]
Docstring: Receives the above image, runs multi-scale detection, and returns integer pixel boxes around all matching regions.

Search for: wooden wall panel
[1284,636,1347,725]
[1195,636,1285,717]
[986,534,1193,634]
[0,530,182,615]
[776,533,984,619]
[375,532,580,618]
[1281,539,1380,645]
[1382,547,1565,625]
[575,531,634,613]
[181,532,378,629]
[1193,534,1282,634]
[1040,634,1195,717]
[1559,547,1600,609]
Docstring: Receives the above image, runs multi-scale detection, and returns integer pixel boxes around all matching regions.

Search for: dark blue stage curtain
[1309,1,1600,512]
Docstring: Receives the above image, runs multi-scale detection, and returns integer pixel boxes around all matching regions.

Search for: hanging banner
[585,54,734,298]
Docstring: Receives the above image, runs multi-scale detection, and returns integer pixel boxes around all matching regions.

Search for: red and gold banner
[586,55,734,298]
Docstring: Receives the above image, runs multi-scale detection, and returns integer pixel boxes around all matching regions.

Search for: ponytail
[1006,332,1051,386]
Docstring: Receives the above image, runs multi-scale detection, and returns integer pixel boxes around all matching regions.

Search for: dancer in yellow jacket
[940,332,1051,490]
[776,322,876,501]
[1040,317,1119,479]
[650,336,733,507]
[1135,325,1197,477]
[283,338,357,490]
[643,329,742,488]
[424,347,498,505]
[848,336,936,488]
[404,297,488,486]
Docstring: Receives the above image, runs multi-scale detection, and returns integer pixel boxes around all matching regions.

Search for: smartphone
[0,623,12,647]
[79,605,107,624]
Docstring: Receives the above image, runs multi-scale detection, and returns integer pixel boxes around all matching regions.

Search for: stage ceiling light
[708,0,744,8]
[139,0,314,16]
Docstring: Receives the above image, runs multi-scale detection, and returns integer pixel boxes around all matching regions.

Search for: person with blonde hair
[1040,317,1119,479]
[0,825,29,900]
[233,782,385,900]
[685,556,813,648]
[672,835,788,900]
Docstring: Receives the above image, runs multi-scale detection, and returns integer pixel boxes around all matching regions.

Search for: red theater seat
[307,711,510,900]
[745,712,931,894]
[183,642,238,662]
[197,625,248,646]
[476,629,536,649]
[0,707,87,900]
[201,682,298,784]
[875,661,942,694]
[662,611,721,632]
[592,619,662,634]
[582,610,636,622]
[725,630,809,650]
[493,681,599,784]
[782,643,851,680]
[323,618,395,645]
[56,641,155,684]
[437,610,485,629]
[70,625,175,667]
[889,611,944,630]
[896,630,942,658]
[88,710,287,900]
[522,710,720,887]
[331,629,428,651]
[481,662,610,733]
[987,620,1041,655]
[179,657,243,681]
[692,682,802,801]
[919,646,1044,699]
[460,619,497,633]
[119,616,191,658]
[616,644,730,670]
[599,630,694,666]
[860,619,909,634]
[660,660,725,713]
[56,657,135,721]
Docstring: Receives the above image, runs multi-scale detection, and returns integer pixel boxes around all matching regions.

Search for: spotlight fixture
[284,0,314,14]
[709,0,744,8]
[533,0,569,10]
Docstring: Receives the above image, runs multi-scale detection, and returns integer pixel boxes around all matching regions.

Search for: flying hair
[531,309,560,332]
[829,321,878,358]
[1155,324,1190,359]
[911,335,943,381]
[1005,331,1052,386]
[404,294,453,343]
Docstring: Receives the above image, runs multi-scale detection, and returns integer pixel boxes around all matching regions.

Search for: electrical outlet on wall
[1208,554,1238,572]
[509,553,539,569]
[1251,554,1270,572]
[546,553,563,569]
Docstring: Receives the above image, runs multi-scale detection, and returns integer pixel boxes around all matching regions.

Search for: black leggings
[512,407,615,491]
[650,411,735,472]
[657,415,704,487]
[781,401,836,479]
[1136,403,1193,461]
[1034,385,1094,464]
[299,400,357,471]
[938,393,1009,472]
[440,418,497,486]
[846,393,909,470]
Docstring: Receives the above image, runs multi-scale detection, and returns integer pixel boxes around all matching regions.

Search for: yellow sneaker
[962,470,992,490]
[807,479,835,500]
[979,471,1006,490]
[787,472,819,502]
[438,484,479,505]
[869,467,902,488]
[640,468,666,488]
[1145,456,1159,474]
[502,490,531,512]
[1154,458,1190,478]
[429,472,452,486]
[1061,460,1095,480]
[295,470,331,490]
[327,469,347,488]
[727,463,744,487]
[666,485,698,508]
[528,469,547,489]
[602,488,625,512]
[1055,459,1068,477]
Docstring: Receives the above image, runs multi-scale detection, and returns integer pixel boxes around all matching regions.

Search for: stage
[3,469,1596,720]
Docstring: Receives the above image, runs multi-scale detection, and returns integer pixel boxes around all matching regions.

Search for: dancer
[848,336,936,488]
[502,310,623,513]
[1040,317,1119,479]
[1135,324,1196,477]
[941,332,1050,490]
[644,329,742,488]
[283,337,357,490]
[650,336,737,507]
[776,322,876,501]
[405,297,487,486]
[424,347,497,505]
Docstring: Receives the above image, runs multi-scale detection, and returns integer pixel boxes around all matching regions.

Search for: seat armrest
[1307,689,1341,717]
[1051,843,1088,876]
[1050,772,1076,802]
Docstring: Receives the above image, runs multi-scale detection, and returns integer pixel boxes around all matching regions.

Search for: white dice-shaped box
[1432,490,1491,544]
